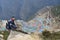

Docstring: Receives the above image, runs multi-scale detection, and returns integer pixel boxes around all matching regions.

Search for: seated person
[6,16,17,31]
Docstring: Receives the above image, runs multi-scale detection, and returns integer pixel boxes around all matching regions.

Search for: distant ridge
[27,6,52,21]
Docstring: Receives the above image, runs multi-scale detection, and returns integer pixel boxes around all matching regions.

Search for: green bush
[42,30,51,38]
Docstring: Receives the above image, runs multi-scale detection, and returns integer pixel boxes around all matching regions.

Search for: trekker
[6,16,17,31]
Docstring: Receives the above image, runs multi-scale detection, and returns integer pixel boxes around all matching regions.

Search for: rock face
[7,30,40,40]
[28,6,53,32]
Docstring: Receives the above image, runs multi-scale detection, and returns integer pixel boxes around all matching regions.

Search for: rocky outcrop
[7,30,41,40]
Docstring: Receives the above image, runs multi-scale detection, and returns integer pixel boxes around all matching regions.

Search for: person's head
[11,16,15,21]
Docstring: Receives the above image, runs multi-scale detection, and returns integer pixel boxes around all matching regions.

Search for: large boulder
[7,30,40,40]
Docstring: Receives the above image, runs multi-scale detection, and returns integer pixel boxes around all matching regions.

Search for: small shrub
[42,30,51,38]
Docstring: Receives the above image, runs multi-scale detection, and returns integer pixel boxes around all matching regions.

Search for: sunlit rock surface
[0,34,4,40]
[7,30,41,40]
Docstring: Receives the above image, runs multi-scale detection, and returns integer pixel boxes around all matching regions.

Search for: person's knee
[13,27,17,29]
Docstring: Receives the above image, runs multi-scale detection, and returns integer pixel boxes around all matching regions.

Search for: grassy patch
[0,31,10,40]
